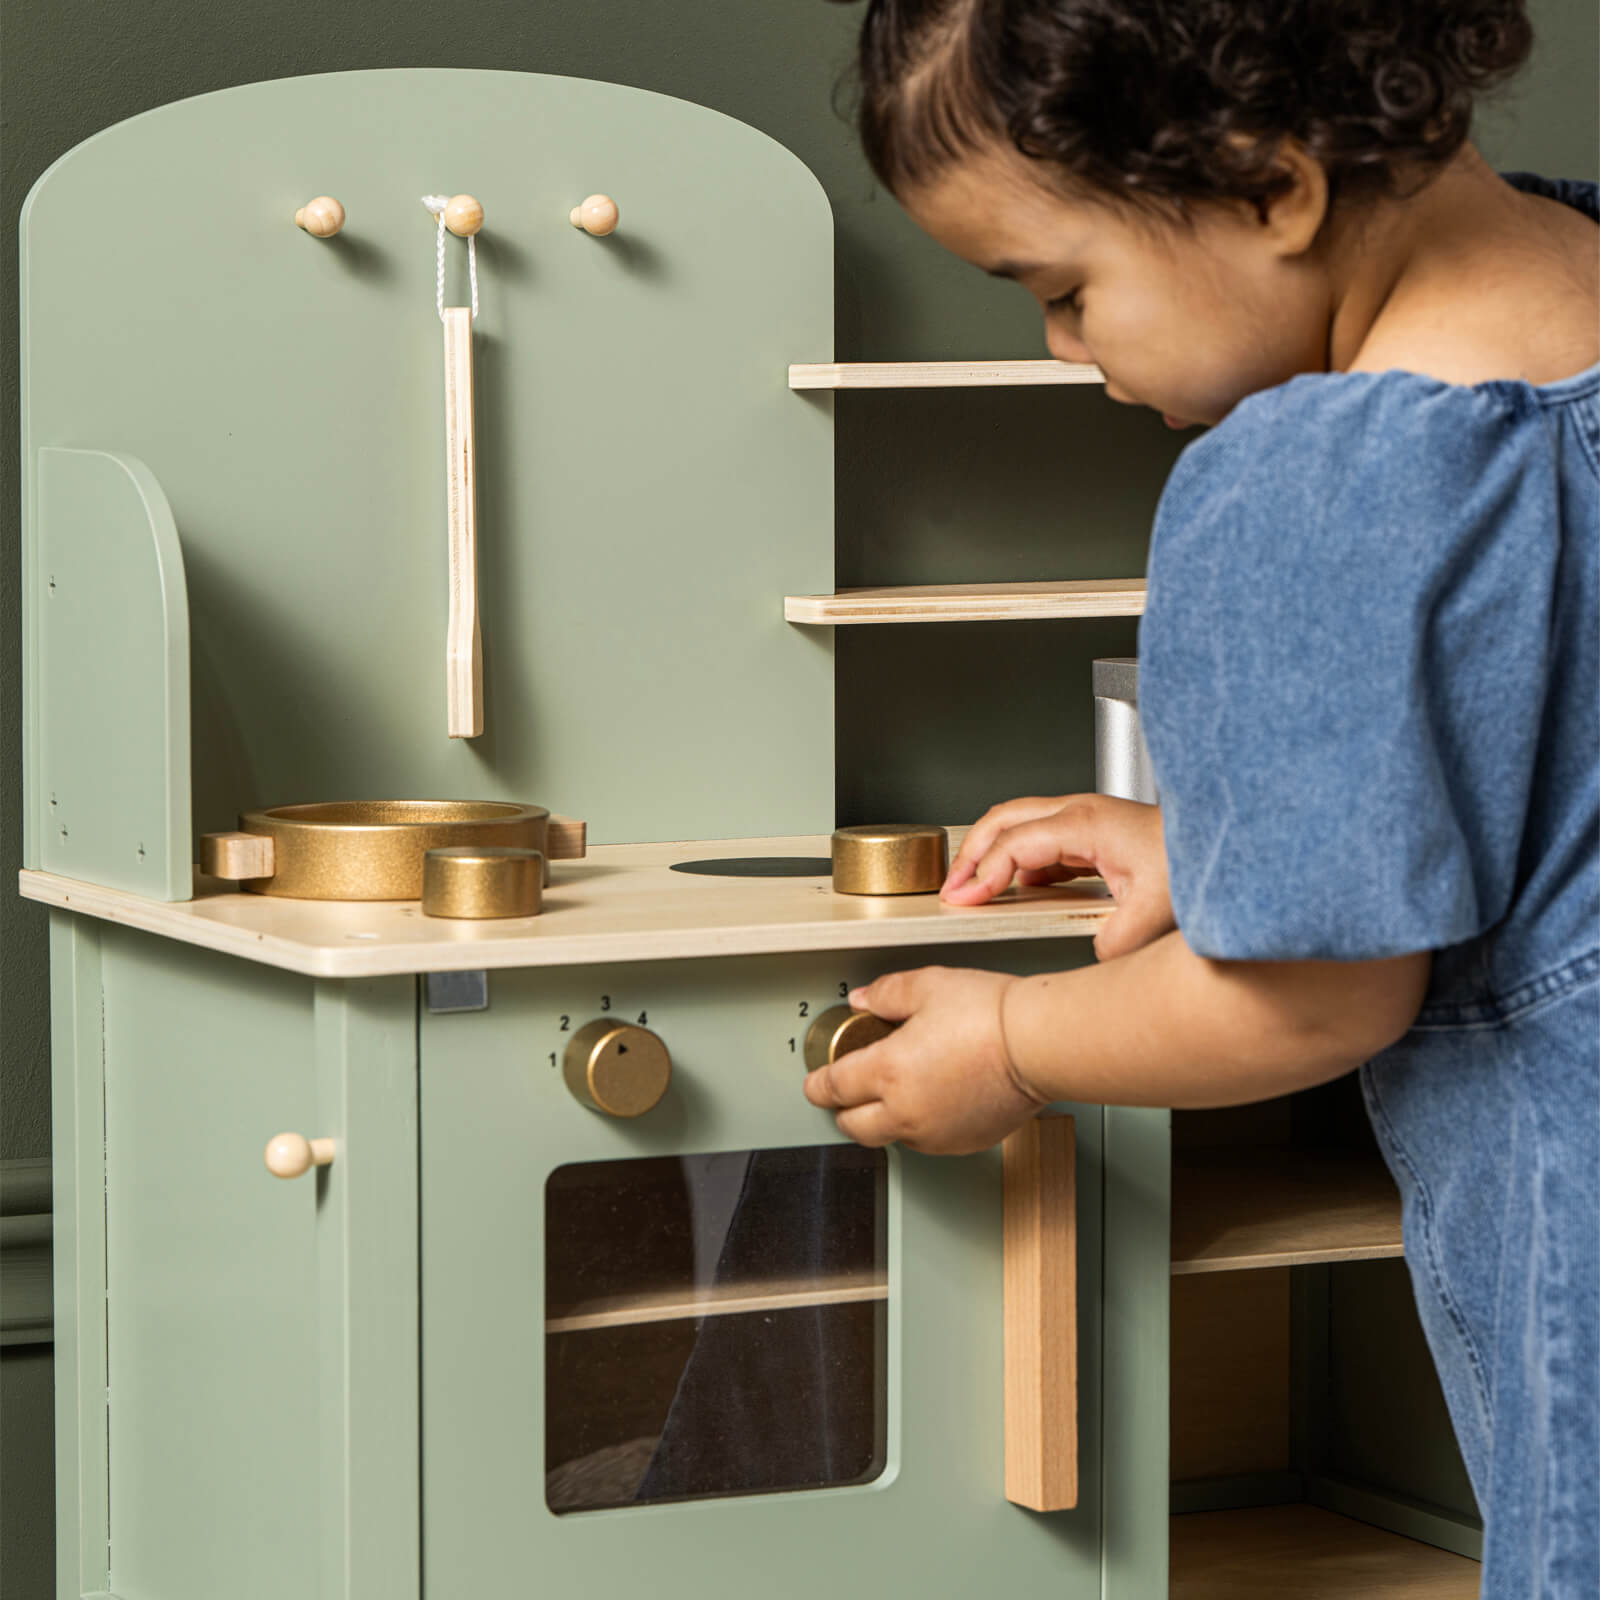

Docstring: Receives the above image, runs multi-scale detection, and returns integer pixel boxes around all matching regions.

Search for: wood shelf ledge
[1170,1146,1404,1275]
[547,1270,887,1334]
[786,579,1147,626]
[789,360,1105,389]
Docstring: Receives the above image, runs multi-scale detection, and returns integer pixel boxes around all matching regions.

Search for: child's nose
[1045,325,1093,366]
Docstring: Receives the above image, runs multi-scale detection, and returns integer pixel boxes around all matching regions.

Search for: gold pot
[199,800,586,900]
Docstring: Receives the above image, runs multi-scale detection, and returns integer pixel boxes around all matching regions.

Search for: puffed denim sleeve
[1139,372,1562,961]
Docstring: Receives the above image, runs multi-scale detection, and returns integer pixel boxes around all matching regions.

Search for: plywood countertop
[19,832,1113,978]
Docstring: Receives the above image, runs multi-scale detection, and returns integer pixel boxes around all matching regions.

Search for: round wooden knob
[294,196,345,238]
[569,194,619,236]
[443,194,485,237]
[803,1005,897,1072]
[264,1132,336,1179]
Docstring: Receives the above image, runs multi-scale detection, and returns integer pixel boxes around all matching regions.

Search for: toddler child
[803,3,1598,1593]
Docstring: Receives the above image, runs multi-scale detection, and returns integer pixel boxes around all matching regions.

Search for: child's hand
[942,794,1174,961]
[801,966,1044,1154]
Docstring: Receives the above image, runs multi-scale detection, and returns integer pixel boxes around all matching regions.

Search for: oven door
[421,949,1102,1597]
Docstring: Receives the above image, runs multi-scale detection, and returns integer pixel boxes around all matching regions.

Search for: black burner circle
[669,856,833,878]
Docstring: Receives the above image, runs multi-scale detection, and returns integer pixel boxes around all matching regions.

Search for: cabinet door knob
[265,1132,336,1179]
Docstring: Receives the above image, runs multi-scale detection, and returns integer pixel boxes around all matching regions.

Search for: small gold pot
[831,824,948,895]
[200,800,585,900]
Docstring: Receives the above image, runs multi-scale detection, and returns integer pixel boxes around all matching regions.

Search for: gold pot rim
[239,799,549,835]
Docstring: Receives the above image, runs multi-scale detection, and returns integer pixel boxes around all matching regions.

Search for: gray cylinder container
[1093,657,1158,804]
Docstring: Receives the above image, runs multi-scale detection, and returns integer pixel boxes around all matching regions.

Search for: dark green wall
[2,2,1595,1594]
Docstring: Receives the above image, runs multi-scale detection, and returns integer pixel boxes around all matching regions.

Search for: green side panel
[96,928,418,1600]
[421,945,1102,1598]
[21,71,833,850]
[48,912,109,1599]
[1100,1105,1170,1600]
[33,448,190,898]
[1321,1259,1479,1524]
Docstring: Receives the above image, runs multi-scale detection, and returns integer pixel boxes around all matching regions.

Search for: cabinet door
[421,949,1102,1598]
[53,917,418,1600]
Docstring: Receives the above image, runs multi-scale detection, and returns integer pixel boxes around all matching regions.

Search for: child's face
[901,149,1331,427]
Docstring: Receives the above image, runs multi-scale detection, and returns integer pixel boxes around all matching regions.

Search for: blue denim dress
[1140,174,1598,1600]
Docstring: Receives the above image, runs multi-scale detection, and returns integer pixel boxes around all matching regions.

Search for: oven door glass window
[545,1144,888,1514]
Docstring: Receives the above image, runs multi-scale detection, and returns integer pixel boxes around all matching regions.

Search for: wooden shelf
[1171,1505,1480,1597]
[1170,1147,1403,1275]
[789,360,1104,389]
[18,832,1113,978]
[547,1271,887,1334]
[785,579,1147,626]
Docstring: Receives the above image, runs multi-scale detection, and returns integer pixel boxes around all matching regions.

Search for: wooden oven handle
[1003,1112,1077,1511]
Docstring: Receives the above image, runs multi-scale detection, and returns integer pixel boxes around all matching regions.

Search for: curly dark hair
[845,0,1533,212]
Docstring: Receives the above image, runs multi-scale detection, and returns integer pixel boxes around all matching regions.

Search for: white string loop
[422,195,479,323]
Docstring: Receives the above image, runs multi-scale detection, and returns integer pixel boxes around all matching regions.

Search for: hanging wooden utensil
[442,303,482,737]
[427,193,486,739]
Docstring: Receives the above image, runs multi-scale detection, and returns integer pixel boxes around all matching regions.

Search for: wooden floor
[1171,1506,1481,1598]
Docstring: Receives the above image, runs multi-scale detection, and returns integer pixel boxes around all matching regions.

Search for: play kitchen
[22,65,1480,1600]
[19,68,1116,1600]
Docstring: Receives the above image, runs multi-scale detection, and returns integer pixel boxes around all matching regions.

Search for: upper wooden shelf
[18,832,1113,979]
[789,360,1105,389]
[785,579,1147,626]
[1169,1146,1404,1275]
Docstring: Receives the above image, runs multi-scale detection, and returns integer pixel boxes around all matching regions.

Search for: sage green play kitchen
[22,70,1481,1600]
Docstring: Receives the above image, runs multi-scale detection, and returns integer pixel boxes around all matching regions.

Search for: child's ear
[1258,141,1331,259]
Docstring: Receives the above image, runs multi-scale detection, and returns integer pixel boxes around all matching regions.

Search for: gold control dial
[803,1004,897,1072]
[563,1020,672,1117]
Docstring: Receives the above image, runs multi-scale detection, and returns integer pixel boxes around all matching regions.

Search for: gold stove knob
[803,1004,897,1072]
[564,1020,672,1117]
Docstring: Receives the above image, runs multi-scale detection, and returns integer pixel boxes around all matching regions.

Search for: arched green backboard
[22,70,834,893]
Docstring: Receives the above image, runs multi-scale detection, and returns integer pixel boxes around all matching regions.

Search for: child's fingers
[803,1041,887,1111]
[943,819,1098,904]
[848,968,929,1021]
[1016,865,1099,886]
[1093,890,1177,961]
[833,1101,899,1148]
[945,796,1076,890]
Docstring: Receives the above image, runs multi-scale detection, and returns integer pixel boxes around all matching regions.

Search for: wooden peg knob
[444,194,484,237]
[569,194,619,236]
[294,196,345,238]
[264,1132,336,1179]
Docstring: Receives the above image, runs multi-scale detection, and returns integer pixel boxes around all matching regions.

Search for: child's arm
[803,939,1431,1154]
[1002,933,1430,1107]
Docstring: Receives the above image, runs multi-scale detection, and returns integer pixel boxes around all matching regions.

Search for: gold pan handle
[200,831,275,881]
